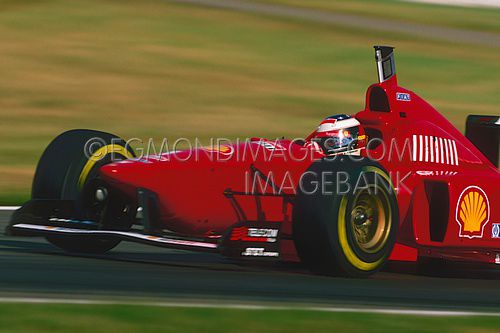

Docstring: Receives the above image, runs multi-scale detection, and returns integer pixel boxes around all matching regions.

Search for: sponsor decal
[343,148,361,156]
[202,145,234,155]
[248,228,278,238]
[416,170,434,176]
[455,186,490,239]
[412,135,459,166]
[416,170,458,176]
[241,247,279,257]
[492,223,500,239]
[396,92,411,101]
[256,141,286,151]
[230,227,278,243]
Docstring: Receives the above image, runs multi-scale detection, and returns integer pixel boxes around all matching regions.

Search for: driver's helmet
[311,114,365,155]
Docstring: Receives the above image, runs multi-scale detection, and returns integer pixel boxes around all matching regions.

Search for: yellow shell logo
[202,145,233,155]
[456,186,490,238]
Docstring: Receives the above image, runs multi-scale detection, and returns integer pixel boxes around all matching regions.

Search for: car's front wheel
[293,157,399,277]
[32,129,136,254]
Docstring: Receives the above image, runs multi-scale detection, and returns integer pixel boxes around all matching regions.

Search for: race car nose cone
[99,158,162,190]
[99,163,120,177]
[99,160,142,184]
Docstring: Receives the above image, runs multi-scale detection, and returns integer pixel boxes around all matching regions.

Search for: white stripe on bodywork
[429,136,434,162]
[424,136,429,162]
[435,137,440,164]
[412,135,417,161]
[448,139,455,165]
[439,138,445,163]
[452,140,459,165]
[419,135,424,161]
[444,139,450,164]
[10,224,218,249]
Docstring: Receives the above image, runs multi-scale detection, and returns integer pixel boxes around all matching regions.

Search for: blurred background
[0,2,499,332]
[0,0,499,205]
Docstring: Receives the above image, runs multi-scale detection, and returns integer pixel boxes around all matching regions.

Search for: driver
[305,114,366,155]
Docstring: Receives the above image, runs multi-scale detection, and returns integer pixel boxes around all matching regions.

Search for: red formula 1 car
[7,46,499,277]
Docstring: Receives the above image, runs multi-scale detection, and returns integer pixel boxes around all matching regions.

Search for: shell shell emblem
[202,145,234,156]
[455,186,490,239]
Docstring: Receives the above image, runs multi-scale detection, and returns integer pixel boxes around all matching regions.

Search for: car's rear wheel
[32,129,135,254]
[293,157,399,277]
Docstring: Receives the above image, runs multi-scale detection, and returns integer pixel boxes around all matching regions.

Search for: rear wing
[465,115,500,168]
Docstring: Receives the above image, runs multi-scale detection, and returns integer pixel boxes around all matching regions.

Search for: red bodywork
[100,73,500,265]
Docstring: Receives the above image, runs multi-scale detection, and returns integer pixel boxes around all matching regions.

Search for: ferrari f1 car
[7,46,499,277]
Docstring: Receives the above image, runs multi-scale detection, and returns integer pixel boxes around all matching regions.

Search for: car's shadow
[1,237,499,280]
[385,260,500,280]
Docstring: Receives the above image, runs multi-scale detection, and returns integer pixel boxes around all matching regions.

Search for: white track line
[405,0,500,8]
[0,206,19,211]
[0,297,499,317]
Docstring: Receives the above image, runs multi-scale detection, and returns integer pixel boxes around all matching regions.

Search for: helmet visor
[314,126,359,154]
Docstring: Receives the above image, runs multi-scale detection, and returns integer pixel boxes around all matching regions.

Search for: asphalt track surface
[0,210,499,312]
[167,0,500,47]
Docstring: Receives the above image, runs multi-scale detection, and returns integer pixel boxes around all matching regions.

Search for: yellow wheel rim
[350,185,391,254]
[78,144,134,190]
[337,166,394,271]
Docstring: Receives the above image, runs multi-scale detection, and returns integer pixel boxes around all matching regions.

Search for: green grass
[0,303,499,333]
[0,192,29,206]
[0,0,499,203]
